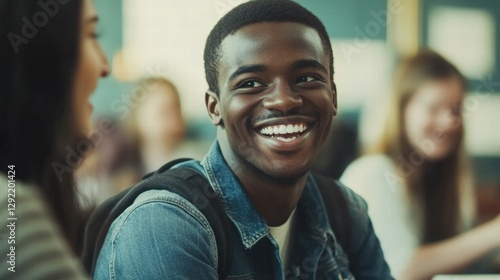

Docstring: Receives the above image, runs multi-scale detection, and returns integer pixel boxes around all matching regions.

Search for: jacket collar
[200,141,334,249]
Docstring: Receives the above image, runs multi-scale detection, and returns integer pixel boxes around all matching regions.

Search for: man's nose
[262,80,303,113]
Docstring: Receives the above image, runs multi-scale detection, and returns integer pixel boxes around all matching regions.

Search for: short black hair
[204,0,334,94]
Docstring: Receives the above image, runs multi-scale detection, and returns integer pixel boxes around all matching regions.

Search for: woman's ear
[205,90,222,125]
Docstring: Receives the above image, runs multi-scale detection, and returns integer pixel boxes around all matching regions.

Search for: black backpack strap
[167,168,232,279]
[141,157,194,180]
[82,160,232,279]
[82,187,130,273]
[313,173,352,255]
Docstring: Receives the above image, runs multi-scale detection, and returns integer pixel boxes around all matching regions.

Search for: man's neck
[239,171,307,227]
[217,133,309,226]
[220,149,307,227]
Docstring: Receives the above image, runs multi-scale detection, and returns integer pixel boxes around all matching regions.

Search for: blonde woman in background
[341,50,500,280]
[76,78,207,198]
[126,77,207,175]
[128,77,186,173]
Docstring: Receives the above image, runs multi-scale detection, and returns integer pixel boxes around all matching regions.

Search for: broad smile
[258,123,310,142]
[253,116,315,151]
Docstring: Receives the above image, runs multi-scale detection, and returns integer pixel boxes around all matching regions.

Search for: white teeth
[258,123,309,136]
[275,136,297,142]
[279,125,287,134]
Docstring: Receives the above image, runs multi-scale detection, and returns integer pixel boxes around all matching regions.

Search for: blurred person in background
[76,77,207,202]
[312,121,359,179]
[341,50,500,279]
[0,0,109,278]
[75,118,139,206]
[126,77,206,175]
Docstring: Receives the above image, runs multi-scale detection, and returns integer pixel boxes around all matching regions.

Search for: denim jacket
[95,141,393,279]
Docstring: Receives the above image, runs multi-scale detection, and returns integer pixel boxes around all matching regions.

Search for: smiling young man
[94,1,392,279]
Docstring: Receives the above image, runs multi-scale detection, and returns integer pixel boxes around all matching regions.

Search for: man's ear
[332,82,338,116]
[205,90,222,125]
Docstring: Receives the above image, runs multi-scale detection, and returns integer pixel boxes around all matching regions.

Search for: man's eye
[296,75,319,83]
[237,80,265,88]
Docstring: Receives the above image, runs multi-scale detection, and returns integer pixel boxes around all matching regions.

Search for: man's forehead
[226,21,321,43]
[220,22,325,58]
[218,22,330,84]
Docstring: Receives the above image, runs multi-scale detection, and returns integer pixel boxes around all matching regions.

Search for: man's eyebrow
[291,60,328,74]
[227,64,267,83]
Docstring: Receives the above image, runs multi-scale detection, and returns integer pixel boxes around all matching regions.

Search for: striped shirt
[0,174,89,279]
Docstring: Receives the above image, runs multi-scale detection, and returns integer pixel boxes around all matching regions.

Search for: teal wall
[421,0,500,93]
[296,0,387,40]
[91,0,132,118]
[90,0,388,119]
[90,0,499,118]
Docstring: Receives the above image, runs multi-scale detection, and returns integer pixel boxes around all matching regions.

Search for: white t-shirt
[340,154,474,277]
[268,208,296,269]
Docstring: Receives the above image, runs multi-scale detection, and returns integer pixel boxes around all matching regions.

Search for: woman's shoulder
[0,173,89,279]
[340,154,402,195]
[343,154,395,176]
[1,173,41,207]
[353,153,392,165]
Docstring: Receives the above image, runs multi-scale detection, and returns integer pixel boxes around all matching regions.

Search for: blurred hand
[491,214,500,245]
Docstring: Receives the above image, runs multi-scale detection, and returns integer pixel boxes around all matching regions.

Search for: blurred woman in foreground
[0,0,109,278]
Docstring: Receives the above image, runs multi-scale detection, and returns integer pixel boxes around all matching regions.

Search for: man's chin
[261,164,310,183]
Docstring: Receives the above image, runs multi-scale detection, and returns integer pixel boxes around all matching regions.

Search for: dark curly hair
[203,0,334,94]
